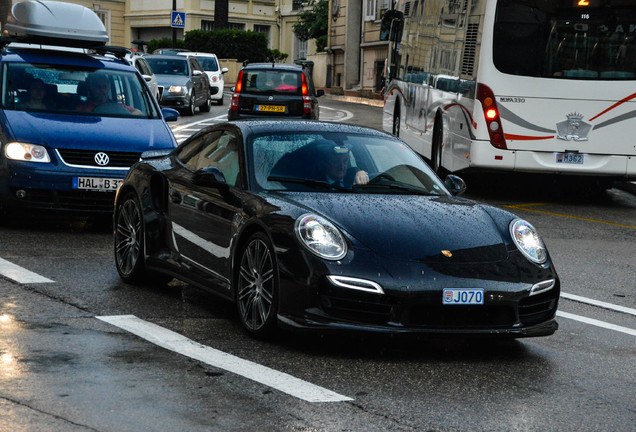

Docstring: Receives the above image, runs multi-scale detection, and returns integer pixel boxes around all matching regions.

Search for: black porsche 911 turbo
[113,120,559,338]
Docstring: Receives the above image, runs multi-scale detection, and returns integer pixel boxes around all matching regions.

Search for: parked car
[144,54,211,115]
[228,62,323,120]
[114,120,560,338]
[125,51,161,101]
[178,52,228,105]
[0,0,179,216]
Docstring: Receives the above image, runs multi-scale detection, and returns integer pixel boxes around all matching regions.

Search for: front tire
[431,116,445,176]
[236,232,278,337]
[186,93,196,116]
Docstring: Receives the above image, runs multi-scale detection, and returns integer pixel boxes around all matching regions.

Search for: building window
[296,37,307,60]
[95,9,111,41]
[378,0,390,19]
[228,22,245,31]
[202,20,214,31]
[292,0,304,11]
[365,0,376,21]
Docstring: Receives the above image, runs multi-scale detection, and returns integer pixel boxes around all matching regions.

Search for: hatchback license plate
[443,288,484,305]
[556,153,584,164]
[73,177,122,191]
[256,105,285,113]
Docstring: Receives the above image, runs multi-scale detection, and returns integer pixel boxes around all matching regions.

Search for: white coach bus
[382,0,636,182]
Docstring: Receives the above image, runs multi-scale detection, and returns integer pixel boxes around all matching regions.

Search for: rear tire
[114,192,171,286]
[200,96,211,113]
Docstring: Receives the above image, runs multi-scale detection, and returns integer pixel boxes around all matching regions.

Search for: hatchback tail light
[230,70,244,112]
[476,83,507,149]
[301,73,311,115]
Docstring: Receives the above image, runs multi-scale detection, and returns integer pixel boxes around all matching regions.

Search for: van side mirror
[380,10,404,42]
[161,108,180,122]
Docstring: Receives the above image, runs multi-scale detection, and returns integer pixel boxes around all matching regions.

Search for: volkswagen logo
[94,152,110,166]
[268,96,274,101]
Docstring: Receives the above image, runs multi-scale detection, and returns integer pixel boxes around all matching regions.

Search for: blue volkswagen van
[0,1,179,215]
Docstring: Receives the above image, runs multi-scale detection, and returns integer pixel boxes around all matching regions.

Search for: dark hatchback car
[145,54,211,116]
[114,120,559,338]
[228,63,323,120]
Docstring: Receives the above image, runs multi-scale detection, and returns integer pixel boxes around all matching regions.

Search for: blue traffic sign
[171,11,185,29]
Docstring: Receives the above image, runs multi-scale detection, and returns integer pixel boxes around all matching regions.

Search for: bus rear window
[493,0,636,80]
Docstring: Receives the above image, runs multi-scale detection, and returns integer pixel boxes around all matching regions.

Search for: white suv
[125,52,161,102]
[178,52,228,105]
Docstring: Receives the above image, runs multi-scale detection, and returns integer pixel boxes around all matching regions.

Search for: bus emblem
[556,113,591,141]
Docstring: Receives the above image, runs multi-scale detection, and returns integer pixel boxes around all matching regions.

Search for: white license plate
[73,177,122,191]
[443,288,484,305]
[556,153,584,164]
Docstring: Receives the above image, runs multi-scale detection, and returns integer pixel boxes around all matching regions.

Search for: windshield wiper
[267,176,355,192]
[353,183,437,196]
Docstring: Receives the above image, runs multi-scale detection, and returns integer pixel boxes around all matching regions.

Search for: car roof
[231,120,395,138]
[242,63,303,72]
[144,54,189,61]
[2,46,135,72]
[178,52,218,58]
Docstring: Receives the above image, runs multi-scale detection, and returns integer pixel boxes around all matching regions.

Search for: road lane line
[171,114,227,132]
[321,106,354,122]
[561,292,636,316]
[96,315,354,403]
[0,258,53,284]
[504,203,636,229]
[556,311,636,336]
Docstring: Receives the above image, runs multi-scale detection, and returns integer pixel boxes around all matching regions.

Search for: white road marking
[557,311,636,337]
[96,315,354,403]
[0,258,53,284]
[561,292,636,316]
[171,114,227,132]
[321,105,353,122]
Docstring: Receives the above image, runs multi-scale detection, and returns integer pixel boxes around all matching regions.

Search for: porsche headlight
[4,142,50,163]
[296,213,347,260]
[510,219,547,264]
[168,85,186,94]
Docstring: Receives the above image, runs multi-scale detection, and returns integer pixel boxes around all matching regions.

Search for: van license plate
[256,105,285,113]
[556,153,584,164]
[73,177,122,191]
[443,288,484,305]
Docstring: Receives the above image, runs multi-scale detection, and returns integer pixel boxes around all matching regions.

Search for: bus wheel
[431,117,444,175]
[392,103,400,137]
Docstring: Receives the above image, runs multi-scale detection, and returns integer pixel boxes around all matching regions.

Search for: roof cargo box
[5,0,109,47]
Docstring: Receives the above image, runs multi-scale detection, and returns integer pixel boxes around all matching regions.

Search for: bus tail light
[477,83,507,149]
[230,70,244,112]
[301,73,311,114]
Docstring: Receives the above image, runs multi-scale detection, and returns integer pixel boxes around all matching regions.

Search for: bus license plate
[556,153,584,164]
[73,177,122,191]
[256,105,285,113]
[443,288,484,305]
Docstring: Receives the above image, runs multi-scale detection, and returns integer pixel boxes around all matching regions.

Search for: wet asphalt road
[0,95,634,432]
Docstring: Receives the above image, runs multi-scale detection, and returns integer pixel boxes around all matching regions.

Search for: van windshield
[1,62,160,118]
[494,0,636,80]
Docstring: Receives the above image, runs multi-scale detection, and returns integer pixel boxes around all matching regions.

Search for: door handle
[170,191,181,204]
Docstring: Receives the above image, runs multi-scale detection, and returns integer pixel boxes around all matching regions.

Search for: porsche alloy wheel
[236,233,278,336]
[114,193,144,283]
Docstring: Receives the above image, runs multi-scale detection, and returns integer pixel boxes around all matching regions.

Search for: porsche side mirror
[193,167,228,191]
[444,174,466,196]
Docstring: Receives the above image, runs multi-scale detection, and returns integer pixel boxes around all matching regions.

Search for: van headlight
[296,214,347,260]
[4,142,51,163]
[510,219,547,264]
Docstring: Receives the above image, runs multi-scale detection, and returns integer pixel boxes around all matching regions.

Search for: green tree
[292,0,328,53]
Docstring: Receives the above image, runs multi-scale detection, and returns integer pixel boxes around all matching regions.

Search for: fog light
[15,189,26,199]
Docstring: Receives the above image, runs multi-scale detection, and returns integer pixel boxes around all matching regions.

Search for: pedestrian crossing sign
[171,11,186,28]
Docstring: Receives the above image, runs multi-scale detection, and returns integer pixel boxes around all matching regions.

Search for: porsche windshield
[2,63,160,118]
[249,132,448,195]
